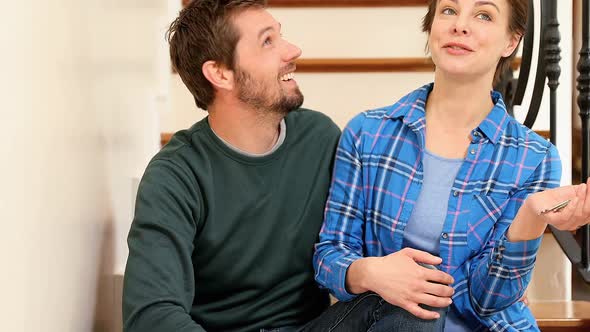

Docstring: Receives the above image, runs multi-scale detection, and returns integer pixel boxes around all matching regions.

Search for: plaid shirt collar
[383,83,510,145]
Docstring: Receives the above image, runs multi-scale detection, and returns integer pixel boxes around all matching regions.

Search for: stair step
[530,301,590,331]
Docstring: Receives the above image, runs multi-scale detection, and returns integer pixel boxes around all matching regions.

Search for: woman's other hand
[346,248,454,320]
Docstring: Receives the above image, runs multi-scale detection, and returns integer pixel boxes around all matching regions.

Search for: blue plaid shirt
[313,84,562,331]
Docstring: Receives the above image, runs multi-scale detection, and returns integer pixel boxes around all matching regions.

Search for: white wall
[0,0,166,330]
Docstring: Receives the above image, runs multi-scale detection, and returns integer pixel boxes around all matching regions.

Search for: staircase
[530,301,590,331]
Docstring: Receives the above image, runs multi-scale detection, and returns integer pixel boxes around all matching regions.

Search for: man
[122,0,339,331]
[123,1,450,331]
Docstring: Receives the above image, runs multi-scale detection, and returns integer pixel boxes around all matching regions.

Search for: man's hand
[346,248,454,320]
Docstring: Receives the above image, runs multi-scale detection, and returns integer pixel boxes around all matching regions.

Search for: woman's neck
[427,71,495,129]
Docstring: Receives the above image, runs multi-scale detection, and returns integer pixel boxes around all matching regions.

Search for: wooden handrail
[296,58,435,72]
[293,58,521,73]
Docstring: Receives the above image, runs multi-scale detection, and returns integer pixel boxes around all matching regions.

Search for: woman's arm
[313,114,368,302]
[313,113,454,320]
[467,145,562,317]
[508,178,590,241]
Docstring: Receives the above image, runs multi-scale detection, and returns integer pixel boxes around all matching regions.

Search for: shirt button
[441,233,449,239]
[453,191,459,197]
[470,149,476,155]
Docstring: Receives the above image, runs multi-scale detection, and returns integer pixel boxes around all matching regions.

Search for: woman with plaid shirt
[313,0,590,331]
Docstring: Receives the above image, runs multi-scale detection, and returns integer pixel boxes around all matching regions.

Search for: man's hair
[421,0,527,85]
[166,0,267,110]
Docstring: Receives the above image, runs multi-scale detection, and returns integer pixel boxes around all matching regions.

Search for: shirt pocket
[466,193,510,253]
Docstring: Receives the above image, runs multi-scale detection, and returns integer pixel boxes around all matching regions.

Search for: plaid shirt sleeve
[313,115,366,301]
[468,144,562,316]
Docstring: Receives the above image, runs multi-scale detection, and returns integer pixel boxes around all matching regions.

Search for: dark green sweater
[123,109,340,332]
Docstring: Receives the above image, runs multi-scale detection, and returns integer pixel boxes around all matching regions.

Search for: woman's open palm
[527,178,590,231]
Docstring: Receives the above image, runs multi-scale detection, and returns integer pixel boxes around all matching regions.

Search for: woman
[313,0,590,331]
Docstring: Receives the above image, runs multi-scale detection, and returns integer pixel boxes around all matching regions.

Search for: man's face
[231,8,303,115]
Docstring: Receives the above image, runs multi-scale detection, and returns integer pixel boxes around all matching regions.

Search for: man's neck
[207,100,284,155]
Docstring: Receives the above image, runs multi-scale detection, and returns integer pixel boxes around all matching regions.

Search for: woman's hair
[421,0,528,85]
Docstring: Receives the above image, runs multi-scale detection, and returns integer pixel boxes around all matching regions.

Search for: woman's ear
[202,60,235,91]
[502,33,522,58]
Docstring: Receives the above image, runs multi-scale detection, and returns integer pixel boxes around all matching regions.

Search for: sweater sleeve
[123,159,205,332]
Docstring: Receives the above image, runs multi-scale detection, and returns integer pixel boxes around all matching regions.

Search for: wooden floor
[529,301,590,331]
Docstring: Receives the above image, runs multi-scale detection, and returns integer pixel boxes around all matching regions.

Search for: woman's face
[428,0,520,82]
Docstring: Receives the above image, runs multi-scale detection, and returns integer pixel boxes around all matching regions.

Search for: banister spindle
[544,0,561,144]
[577,0,590,272]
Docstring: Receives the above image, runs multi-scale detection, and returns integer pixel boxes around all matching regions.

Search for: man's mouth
[280,72,295,81]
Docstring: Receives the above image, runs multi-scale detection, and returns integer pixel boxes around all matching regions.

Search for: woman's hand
[527,177,590,231]
[346,248,455,320]
[508,178,590,241]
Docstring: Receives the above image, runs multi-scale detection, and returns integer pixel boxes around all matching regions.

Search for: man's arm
[123,159,205,332]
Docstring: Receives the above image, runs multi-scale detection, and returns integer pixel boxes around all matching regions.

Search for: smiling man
[122,1,458,331]
[121,0,341,331]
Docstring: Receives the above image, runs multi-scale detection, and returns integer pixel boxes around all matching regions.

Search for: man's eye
[263,37,272,46]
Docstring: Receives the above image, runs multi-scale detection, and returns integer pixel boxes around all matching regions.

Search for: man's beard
[235,67,304,115]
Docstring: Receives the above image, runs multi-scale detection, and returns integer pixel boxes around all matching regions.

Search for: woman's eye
[263,37,272,46]
[442,7,456,15]
[477,13,492,21]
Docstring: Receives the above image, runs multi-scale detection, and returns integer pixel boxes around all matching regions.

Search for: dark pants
[260,293,447,332]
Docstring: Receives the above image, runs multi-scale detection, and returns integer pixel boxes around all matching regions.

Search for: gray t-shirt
[403,149,462,255]
[210,119,286,157]
[402,149,470,332]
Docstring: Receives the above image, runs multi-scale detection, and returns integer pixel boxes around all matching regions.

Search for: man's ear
[202,60,234,91]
